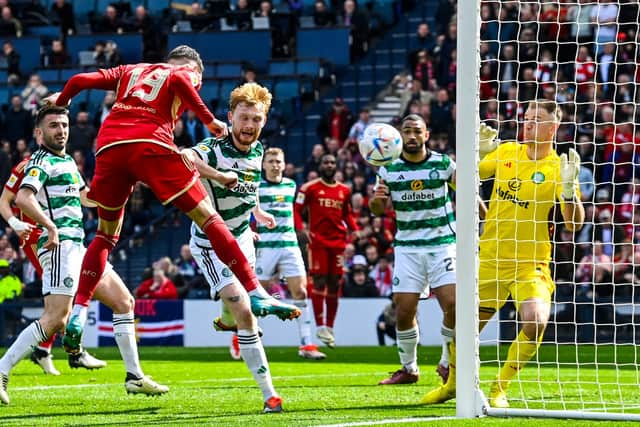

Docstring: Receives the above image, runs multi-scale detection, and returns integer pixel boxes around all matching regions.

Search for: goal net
[456,0,640,420]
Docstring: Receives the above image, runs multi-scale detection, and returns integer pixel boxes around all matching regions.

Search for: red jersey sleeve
[294,184,309,231]
[4,159,28,193]
[171,69,215,126]
[56,67,125,106]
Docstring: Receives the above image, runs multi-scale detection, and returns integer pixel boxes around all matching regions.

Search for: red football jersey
[295,178,358,249]
[4,156,41,244]
[57,63,214,154]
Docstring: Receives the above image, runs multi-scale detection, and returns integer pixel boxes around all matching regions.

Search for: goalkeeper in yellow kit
[422,99,585,407]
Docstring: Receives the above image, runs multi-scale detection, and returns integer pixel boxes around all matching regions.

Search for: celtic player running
[255,147,326,360]
[370,114,456,396]
[187,83,294,413]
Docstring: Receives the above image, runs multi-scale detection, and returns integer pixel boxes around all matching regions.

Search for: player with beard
[294,154,359,348]
[370,114,457,394]
[0,106,168,405]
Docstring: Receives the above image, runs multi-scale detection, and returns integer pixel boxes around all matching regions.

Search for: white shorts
[38,241,113,297]
[190,229,255,299]
[392,245,456,295]
[255,245,306,281]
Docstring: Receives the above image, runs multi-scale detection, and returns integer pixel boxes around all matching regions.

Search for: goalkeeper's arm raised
[559,148,585,232]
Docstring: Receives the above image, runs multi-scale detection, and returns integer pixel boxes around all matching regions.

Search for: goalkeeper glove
[479,123,499,160]
[560,148,580,200]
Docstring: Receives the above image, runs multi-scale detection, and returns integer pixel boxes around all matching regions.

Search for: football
[358,123,403,167]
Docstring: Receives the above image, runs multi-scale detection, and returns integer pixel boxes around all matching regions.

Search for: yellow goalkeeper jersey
[479,141,579,264]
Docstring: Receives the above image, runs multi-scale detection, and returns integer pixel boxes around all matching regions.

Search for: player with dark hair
[295,153,359,348]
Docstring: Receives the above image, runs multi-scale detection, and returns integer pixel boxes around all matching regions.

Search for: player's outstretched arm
[181,148,238,188]
[0,187,34,239]
[52,70,122,106]
[559,148,585,232]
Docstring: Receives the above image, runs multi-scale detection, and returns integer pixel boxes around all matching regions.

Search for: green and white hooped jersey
[378,152,456,251]
[191,136,263,247]
[21,148,86,249]
[256,177,298,249]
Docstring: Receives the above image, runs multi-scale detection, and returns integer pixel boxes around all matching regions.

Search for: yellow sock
[445,341,456,388]
[496,329,541,390]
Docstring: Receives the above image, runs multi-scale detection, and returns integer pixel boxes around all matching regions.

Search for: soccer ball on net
[358,123,403,167]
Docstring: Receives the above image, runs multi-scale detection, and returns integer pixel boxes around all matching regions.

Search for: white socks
[293,299,312,346]
[237,328,277,400]
[396,325,419,373]
[0,321,48,375]
[440,325,455,367]
[113,312,144,378]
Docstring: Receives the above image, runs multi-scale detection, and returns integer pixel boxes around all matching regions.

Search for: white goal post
[456,0,640,421]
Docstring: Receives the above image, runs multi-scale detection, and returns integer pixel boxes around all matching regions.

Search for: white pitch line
[12,372,386,391]
[315,416,458,427]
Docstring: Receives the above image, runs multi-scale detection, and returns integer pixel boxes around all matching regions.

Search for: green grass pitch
[0,345,637,426]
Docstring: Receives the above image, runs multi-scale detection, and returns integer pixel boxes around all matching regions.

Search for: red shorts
[308,246,345,276]
[22,230,43,277]
[89,142,207,215]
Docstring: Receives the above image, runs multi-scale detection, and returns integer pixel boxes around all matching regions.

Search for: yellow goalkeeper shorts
[478,260,554,312]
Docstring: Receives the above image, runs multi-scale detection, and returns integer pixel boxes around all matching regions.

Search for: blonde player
[422,99,584,407]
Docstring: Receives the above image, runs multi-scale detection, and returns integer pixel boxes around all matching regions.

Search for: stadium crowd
[0,0,638,342]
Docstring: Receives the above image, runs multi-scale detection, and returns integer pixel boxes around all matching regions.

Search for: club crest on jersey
[429,169,440,180]
[531,172,545,184]
[63,277,74,288]
[410,179,424,191]
[221,268,232,278]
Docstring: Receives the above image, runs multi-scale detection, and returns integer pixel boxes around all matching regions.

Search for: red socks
[326,293,339,328]
[310,288,325,326]
[38,333,56,350]
[76,232,116,306]
[201,213,259,293]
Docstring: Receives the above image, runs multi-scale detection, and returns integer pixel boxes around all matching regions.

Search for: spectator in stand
[50,0,75,35]
[413,50,437,92]
[123,183,152,239]
[68,111,97,158]
[46,39,71,68]
[596,43,616,100]
[370,254,393,297]
[364,243,378,270]
[409,22,436,70]
[21,74,48,113]
[2,41,21,84]
[227,0,252,31]
[574,46,595,95]
[187,2,212,32]
[342,255,378,298]
[430,89,453,135]
[612,241,634,299]
[135,268,178,300]
[376,301,397,345]
[347,107,371,145]
[0,6,21,38]
[590,0,618,55]
[93,90,116,129]
[173,118,194,148]
[578,163,595,203]
[155,256,186,297]
[95,5,125,34]
[304,143,325,178]
[339,0,369,60]
[183,109,211,143]
[313,0,335,27]
[129,6,160,62]
[3,96,32,149]
[575,241,612,290]
[593,208,627,258]
[0,259,22,304]
[316,97,354,147]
